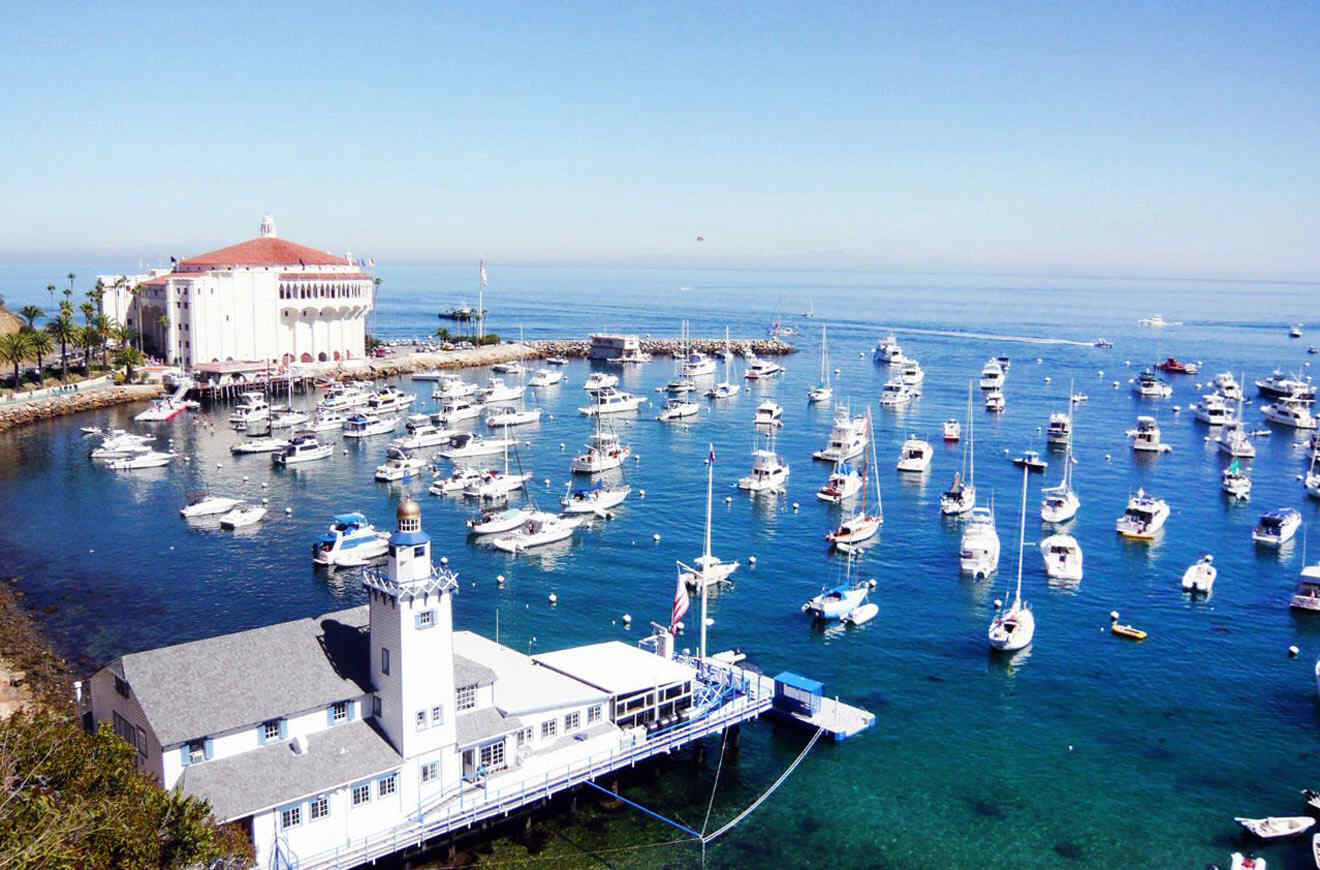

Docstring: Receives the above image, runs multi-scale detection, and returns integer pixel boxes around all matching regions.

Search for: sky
[3,0,1318,278]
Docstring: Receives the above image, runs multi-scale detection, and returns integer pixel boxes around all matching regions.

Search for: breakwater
[0,384,163,433]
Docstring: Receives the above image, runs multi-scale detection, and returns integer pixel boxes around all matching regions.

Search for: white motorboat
[528,368,563,387]
[305,410,345,432]
[108,450,173,470]
[1230,853,1266,870]
[665,376,697,394]
[491,360,524,375]
[312,512,389,566]
[1138,313,1179,328]
[979,359,1005,391]
[319,383,370,412]
[1288,563,1320,610]
[742,352,784,380]
[808,326,832,403]
[1127,416,1171,453]
[1307,451,1320,499]
[468,505,534,535]
[682,351,717,378]
[1132,369,1173,398]
[392,423,456,451]
[1215,420,1257,458]
[179,494,241,518]
[434,396,484,425]
[1046,411,1072,446]
[1194,393,1232,425]
[1115,488,1170,540]
[583,372,619,394]
[899,360,924,387]
[561,481,630,515]
[896,436,932,473]
[571,420,631,473]
[343,413,398,438]
[410,368,445,381]
[738,436,790,492]
[1222,459,1252,500]
[219,505,267,529]
[873,332,904,365]
[229,393,270,428]
[1012,450,1048,472]
[272,432,332,465]
[439,432,518,461]
[1039,532,1083,582]
[940,384,977,516]
[1214,371,1243,401]
[1180,554,1216,593]
[826,415,883,549]
[988,466,1035,651]
[375,447,429,481]
[1252,507,1301,546]
[1233,816,1314,840]
[813,406,868,462]
[984,389,1005,413]
[657,397,700,422]
[432,375,479,401]
[134,397,187,422]
[579,388,646,416]
[943,419,961,441]
[960,506,1000,578]
[230,437,289,455]
[429,466,482,495]
[1261,400,1317,430]
[753,400,783,427]
[818,461,863,504]
[366,385,415,415]
[478,377,525,404]
[1256,370,1316,403]
[485,405,542,428]
[90,433,154,460]
[491,512,581,552]
[1040,451,1080,523]
[1292,324,1305,338]
[269,408,310,429]
[465,467,533,499]
[878,379,918,407]
[545,356,567,366]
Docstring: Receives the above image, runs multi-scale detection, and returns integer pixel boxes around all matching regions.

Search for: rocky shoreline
[0,384,163,434]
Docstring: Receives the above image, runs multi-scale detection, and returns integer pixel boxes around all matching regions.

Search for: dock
[759,670,876,740]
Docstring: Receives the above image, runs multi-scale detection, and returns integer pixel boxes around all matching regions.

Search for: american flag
[670,571,689,632]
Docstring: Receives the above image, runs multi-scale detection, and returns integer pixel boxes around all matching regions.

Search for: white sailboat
[705,327,741,399]
[825,410,883,551]
[988,467,1036,651]
[940,383,977,515]
[1041,398,1080,523]
[678,444,741,592]
[807,326,832,403]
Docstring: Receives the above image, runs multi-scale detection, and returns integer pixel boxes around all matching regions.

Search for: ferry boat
[959,506,1000,578]
[1040,532,1083,582]
[312,513,389,567]
[1256,370,1315,403]
[490,512,581,553]
[134,397,188,422]
[561,481,631,515]
[1289,562,1320,611]
[1260,400,1316,430]
[578,388,646,416]
[878,379,918,407]
[1115,489,1170,540]
[896,436,933,473]
[1252,508,1301,546]
[813,409,869,463]
[272,432,333,464]
[478,377,524,404]
[657,397,700,422]
[738,438,790,492]
[583,372,619,394]
[434,396,484,425]
[366,385,415,415]
[1194,393,1232,425]
[1132,369,1173,398]
[1154,357,1201,374]
[229,392,271,428]
[979,359,1005,390]
[1127,416,1171,452]
[343,413,398,439]
[682,351,717,378]
[374,447,428,481]
[432,376,479,400]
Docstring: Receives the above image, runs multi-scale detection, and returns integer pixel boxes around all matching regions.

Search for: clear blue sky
[4,0,1317,278]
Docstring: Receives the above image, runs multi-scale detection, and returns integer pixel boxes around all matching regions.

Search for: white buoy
[1105,453,1111,461]
[1290,645,1300,658]
[675,620,684,633]
[343,448,349,454]
[653,533,661,542]
[1036,357,1043,364]
[184,456,191,462]
[993,598,1003,609]
[725,496,733,503]
[242,475,248,481]
[548,593,557,605]
[704,617,715,627]
[868,578,877,588]
[216,462,223,468]
[1044,376,1051,384]
[749,555,757,565]
[496,574,505,585]
[560,442,565,450]
[440,556,449,566]
[261,482,268,488]
[634,455,641,462]
[261,497,268,504]
[792,502,799,511]
[1109,610,1120,621]
[285,507,292,513]
[622,613,631,625]
[639,489,646,498]
[169,546,174,550]
[544,478,551,486]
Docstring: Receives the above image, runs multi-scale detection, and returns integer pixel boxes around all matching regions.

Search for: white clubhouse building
[101,215,373,370]
[84,500,770,869]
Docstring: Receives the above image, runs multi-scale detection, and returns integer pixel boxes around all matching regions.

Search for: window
[516,726,533,746]
[309,795,329,820]
[114,676,131,698]
[331,701,348,723]
[381,647,390,675]
[280,805,302,829]
[378,773,397,797]
[588,705,602,724]
[415,609,434,629]
[263,720,281,742]
[112,711,138,750]
[456,685,477,711]
[541,719,557,739]
[480,740,506,770]
[372,695,382,717]
[420,760,439,784]
[431,705,443,726]
[351,783,371,807]
[415,711,426,731]
[413,545,426,558]
[565,711,581,732]
[188,741,206,764]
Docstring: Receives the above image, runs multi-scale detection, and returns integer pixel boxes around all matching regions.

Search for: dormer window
[188,740,207,764]
[456,685,477,711]
[331,701,348,723]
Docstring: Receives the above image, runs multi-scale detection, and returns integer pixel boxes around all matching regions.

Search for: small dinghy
[842,602,878,626]
[1181,554,1217,593]
[219,505,267,529]
[1109,612,1147,640]
[1234,816,1314,840]
[1229,853,1266,870]
[1011,450,1048,472]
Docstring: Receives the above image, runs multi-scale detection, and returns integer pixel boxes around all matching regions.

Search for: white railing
[292,686,772,870]
[1,375,112,405]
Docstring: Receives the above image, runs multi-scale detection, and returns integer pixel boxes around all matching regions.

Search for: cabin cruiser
[1180,554,1216,593]
[1115,489,1170,540]
[899,361,925,387]
[429,467,484,496]
[753,400,783,427]
[434,396,484,425]
[439,432,518,460]
[219,505,266,529]
[896,437,933,472]
[179,494,242,518]
[343,413,398,438]
[545,355,567,366]
[464,466,533,500]
[305,410,345,432]
[374,447,428,481]
[1132,369,1173,398]
[873,333,904,365]
[90,432,154,460]
[491,359,524,375]
[1046,411,1072,445]
[1260,399,1316,430]
[1127,416,1170,452]
[1288,562,1320,610]
[742,353,784,380]
[134,396,187,422]
[1154,357,1200,374]
[738,442,790,492]
[485,405,543,428]
[682,351,717,378]
[319,383,370,411]
[665,375,696,394]
[561,481,631,515]
[678,553,741,591]
[392,423,456,451]
[312,513,390,566]
[527,368,563,388]
[1194,393,1232,425]
[229,392,271,428]
[1222,460,1252,500]
[583,372,619,394]
[366,385,415,415]
[1138,313,1175,327]
[959,507,1000,578]
[1252,507,1301,546]
[491,512,581,553]
[1012,450,1048,472]
[433,375,479,401]
[1215,419,1257,458]
[1213,371,1243,401]
[272,432,333,464]
[1040,533,1083,581]
[107,450,173,470]
[478,377,525,404]
[984,390,1005,412]
[813,408,868,462]
[468,506,534,535]
[878,379,918,407]
[230,437,289,455]
[657,397,700,422]
[979,359,1005,390]
[818,462,863,504]
[943,419,961,441]
[578,388,646,416]
[269,407,310,429]
[571,427,631,473]
[410,368,445,381]
[1256,370,1315,403]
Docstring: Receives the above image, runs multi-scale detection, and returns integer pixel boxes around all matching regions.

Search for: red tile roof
[178,236,349,268]
[278,272,373,281]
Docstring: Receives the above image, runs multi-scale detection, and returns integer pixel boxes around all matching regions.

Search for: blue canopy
[333,512,367,525]
[774,671,823,696]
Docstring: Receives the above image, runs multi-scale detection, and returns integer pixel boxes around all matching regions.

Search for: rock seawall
[0,384,163,433]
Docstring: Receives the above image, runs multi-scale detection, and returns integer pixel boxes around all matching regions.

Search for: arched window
[317,351,328,362]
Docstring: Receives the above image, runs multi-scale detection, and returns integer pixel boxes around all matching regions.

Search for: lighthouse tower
[365,499,458,760]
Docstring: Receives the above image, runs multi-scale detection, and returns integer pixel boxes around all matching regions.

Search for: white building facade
[101,215,373,369]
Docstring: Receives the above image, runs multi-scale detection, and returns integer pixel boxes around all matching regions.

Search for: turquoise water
[2,265,1319,867]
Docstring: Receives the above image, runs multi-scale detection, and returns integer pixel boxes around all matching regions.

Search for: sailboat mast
[1014,466,1028,606]
[701,443,713,661]
[968,382,975,485]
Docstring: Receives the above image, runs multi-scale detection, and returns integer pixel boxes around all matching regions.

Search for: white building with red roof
[115,215,374,369]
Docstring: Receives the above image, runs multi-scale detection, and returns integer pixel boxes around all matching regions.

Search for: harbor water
[1,265,1318,867]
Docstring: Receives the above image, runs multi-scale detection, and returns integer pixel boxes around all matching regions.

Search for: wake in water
[892,326,1094,347]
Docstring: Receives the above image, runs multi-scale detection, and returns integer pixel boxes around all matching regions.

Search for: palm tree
[46,315,75,382]
[45,284,56,308]
[76,326,100,373]
[27,330,53,382]
[18,305,43,331]
[92,313,112,370]
[158,313,171,364]
[130,284,146,349]
[66,272,75,297]
[112,345,144,383]
[79,302,94,326]
[0,333,30,388]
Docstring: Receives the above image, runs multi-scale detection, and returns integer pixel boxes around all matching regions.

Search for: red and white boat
[1154,357,1201,374]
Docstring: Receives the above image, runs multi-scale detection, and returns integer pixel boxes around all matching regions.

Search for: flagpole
[701,445,712,661]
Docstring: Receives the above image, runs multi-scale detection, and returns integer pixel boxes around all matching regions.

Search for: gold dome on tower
[397,498,421,525]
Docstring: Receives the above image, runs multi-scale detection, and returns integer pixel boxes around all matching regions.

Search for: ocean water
[1,264,1319,867]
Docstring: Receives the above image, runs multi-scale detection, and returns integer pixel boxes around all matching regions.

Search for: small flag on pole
[479,259,488,288]
[671,571,690,632]
[708,443,716,465]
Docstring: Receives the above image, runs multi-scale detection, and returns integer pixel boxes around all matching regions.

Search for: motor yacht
[979,359,1005,390]
[812,409,867,463]
[1180,554,1216,593]
[900,360,925,387]
[583,372,619,394]
[1256,370,1315,403]
[464,466,533,499]
[491,512,581,553]
[753,400,783,428]
[306,410,345,432]
[1132,369,1173,398]
[432,375,479,400]
[410,369,445,381]
[272,432,333,464]
[343,413,398,438]
[527,368,563,388]
[896,436,933,472]
[1213,371,1243,401]
[429,467,484,496]
[392,423,456,451]
[873,333,904,365]
[485,405,543,428]
[984,390,1005,412]
[561,481,631,515]
[657,397,700,422]
[1306,451,1320,499]
[366,385,415,415]
[1046,411,1072,446]
[682,351,717,378]
[312,513,389,566]
[1127,416,1171,452]
[1261,400,1316,430]
[571,424,631,473]
[319,383,370,411]
[1252,508,1301,546]
[180,494,242,518]
[230,437,289,455]
[738,440,790,492]
[742,353,784,380]
[90,432,154,460]
[229,392,270,429]
[1138,313,1175,327]
[1154,357,1200,375]
[478,377,525,404]
[545,356,567,366]
[491,359,524,375]
[434,396,484,425]
[878,379,918,407]
[374,447,429,481]
[1215,414,1257,458]
[959,506,1000,578]
[578,388,646,416]
[1194,393,1232,425]
[943,419,961,441]
[1115,489,1170,540]
[1040,532,1083,582]
[1288,562,1320,611]
[818,461,863,504]
[439,432,518,461]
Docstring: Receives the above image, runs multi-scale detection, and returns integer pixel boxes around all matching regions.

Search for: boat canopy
[333,512,368,526]
[773,671,824,696]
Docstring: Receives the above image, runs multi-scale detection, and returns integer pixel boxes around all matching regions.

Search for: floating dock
[761,670,876,740]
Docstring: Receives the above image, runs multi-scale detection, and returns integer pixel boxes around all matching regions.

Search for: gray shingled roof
[177,719,401,822]
[456,707,521,746]
[113,605,497,746]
